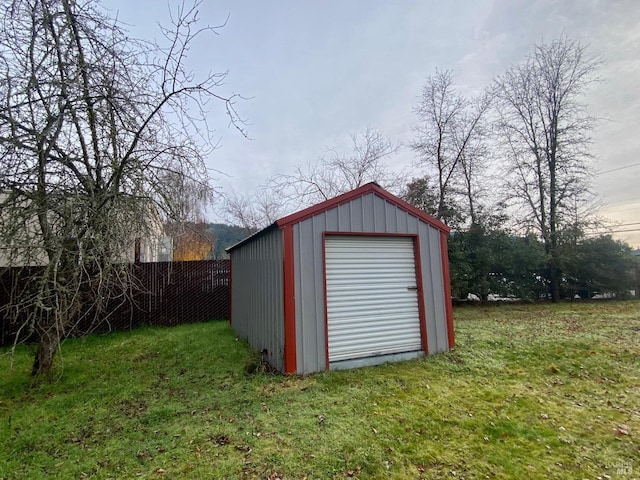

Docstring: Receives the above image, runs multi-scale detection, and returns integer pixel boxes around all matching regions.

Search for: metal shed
[227,182,454,374]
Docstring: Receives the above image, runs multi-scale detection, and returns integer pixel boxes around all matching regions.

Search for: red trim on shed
[321,232,330,370]
[228,256,233,325]
[440,231,455,348]
[322,231,417,238]
[412,236,429,355]
[228,183,450,255]
[282,225,297,373]
[322,232,429,366]
[276,183,450,234]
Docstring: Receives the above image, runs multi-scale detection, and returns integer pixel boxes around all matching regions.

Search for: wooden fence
[0,260,230,346]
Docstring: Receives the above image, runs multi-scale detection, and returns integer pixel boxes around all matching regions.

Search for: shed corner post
[227,255,232,325]
[411,235,429,355]
[282,225,297,374]
[440,231,455,349]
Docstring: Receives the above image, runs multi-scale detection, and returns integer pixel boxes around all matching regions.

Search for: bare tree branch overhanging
[0,0,245,375]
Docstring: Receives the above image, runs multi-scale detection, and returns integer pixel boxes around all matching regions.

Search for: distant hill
[209,223,256,259]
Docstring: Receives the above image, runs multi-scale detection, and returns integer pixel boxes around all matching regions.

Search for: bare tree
[494,37,599,302]
[0,0,244,375]
[457,95,493,225]
[158,170,214,225]
[411,70,491,225]
[270,127,401,206]
[221,187,287,232]
[222,127,402,229]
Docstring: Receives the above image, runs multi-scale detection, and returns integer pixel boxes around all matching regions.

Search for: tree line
[403,39,638,301]
[177,220,638,301]
[448,228,637,301]
[222,36,638,302]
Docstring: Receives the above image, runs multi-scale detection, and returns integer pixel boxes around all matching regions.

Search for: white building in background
[137,236,173,263]
[0,193,171,267]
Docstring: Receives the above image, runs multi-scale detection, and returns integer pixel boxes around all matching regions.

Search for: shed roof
[227,182,450,252]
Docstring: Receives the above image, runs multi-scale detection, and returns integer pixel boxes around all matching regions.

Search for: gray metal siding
[292,215,326,374]
[230,227,285,371]
[293,192,450,373]
[420,225,447,354]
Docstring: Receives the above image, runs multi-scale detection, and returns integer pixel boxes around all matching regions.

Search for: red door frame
[282,226,297,374]
[321,232,429,370]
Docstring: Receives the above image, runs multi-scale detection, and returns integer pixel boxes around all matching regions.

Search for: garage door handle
[407,286,418,291]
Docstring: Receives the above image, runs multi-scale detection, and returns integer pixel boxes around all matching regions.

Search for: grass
[1,301,639,479]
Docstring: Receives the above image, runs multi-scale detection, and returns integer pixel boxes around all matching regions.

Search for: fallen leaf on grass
[153,468,166,474]
[212,434,232,445]
[614,424,630,436]
[547,364,560,374]
[345,466,362,477]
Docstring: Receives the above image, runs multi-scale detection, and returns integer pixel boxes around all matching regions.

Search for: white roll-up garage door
[325,236,422,363]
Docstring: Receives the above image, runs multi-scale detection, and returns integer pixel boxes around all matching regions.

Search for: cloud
[106,0,640,244]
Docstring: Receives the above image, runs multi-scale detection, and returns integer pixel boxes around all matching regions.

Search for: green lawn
[1,302,639,479]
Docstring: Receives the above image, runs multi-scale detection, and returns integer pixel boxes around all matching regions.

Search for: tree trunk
[32,328,61,377]
[549,257,561,303]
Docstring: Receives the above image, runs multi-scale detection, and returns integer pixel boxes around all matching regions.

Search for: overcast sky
[106,0,640,247]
